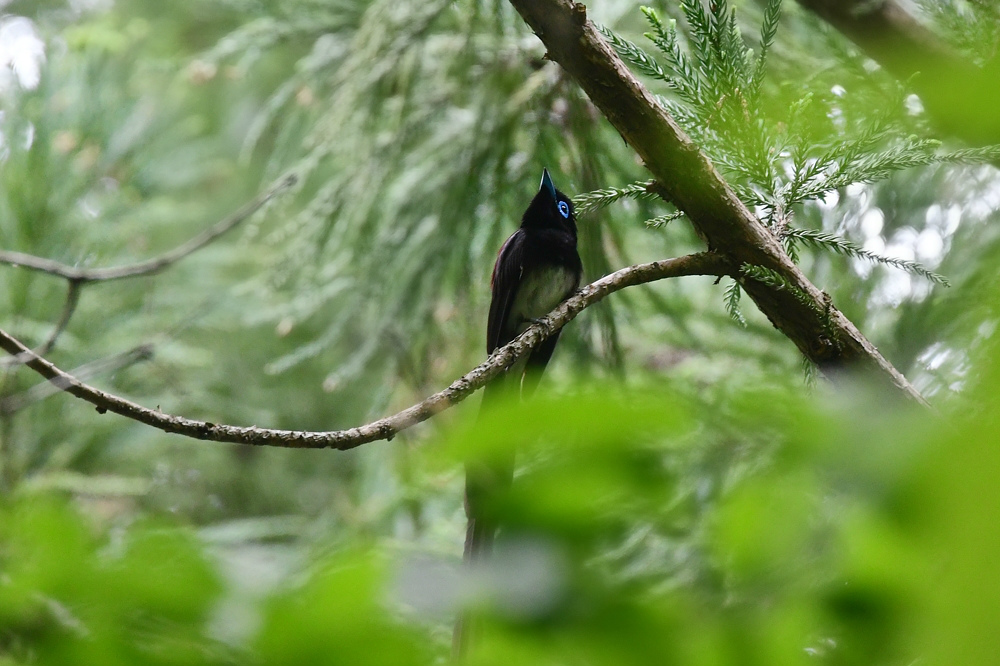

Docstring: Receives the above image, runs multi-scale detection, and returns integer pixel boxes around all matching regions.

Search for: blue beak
[540,168,557,199]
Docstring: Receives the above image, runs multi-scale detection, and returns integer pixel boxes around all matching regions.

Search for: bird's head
[521,168,577,237]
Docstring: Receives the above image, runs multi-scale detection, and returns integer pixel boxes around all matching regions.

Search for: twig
[0,281,84,371]
[0,253,730,449]
[0,175,296,368]
[38,280,83,355]
[0,174,297,283]
[0,343,154,415]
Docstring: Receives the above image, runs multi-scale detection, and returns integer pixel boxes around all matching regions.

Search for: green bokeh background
[2,0,999,663]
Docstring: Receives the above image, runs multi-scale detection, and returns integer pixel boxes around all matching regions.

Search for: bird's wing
[487,229,525,354]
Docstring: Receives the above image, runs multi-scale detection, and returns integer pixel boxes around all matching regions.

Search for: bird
[454,168,582,656]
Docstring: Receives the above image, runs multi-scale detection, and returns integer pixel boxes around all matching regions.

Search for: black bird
[455,169,582,654]
[486,169,583,393]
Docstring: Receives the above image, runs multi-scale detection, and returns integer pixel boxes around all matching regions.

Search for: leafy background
[1,0,999,663]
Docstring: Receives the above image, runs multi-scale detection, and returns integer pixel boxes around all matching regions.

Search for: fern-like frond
[938,145,1000,165]
[782,231,799,263]
[597,24,672,83]
[739,263,790,290]
[801,355,818,387]
[641,7,703,105]
[739,263,817,311]
[574,181,659,214]
[644,211,685,228]
[749,0,781,101]
[724,279,747,327]
[790,138,941,204]
[679,0,714,77]
[784,228,950,286]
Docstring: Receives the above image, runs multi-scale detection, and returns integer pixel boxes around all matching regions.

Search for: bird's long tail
[451,505,499,658]
[453,376,516,660]
[462,474,504,561]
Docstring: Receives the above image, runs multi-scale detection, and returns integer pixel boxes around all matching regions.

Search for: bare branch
[0,174,297,283]
[0,281,85,371]
[507,0,928,406]
[38,281,83,355]
[0,343,154,415]
[0,253,729,449]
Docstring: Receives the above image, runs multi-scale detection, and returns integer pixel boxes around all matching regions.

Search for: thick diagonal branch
[508,0,927,405]
[0,253,728,449]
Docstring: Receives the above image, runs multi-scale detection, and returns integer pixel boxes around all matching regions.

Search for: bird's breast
[510,264,579,327]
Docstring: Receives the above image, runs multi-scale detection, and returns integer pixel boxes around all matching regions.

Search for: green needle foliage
[723,278,746,328]
[572,180,659,215]
[785,228,950,286]
[643,210,685,229]
[918,0,1000,63]
[197,0,643,388]
[597,0,1000,315]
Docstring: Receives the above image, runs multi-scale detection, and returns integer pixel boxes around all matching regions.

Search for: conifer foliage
[589,0,1000,325]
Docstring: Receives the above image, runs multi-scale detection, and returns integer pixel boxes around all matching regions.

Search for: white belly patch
[510,265,578,326]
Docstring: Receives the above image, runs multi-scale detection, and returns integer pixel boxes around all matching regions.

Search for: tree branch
[0,343,154,415]
[0,174,297,283]
[507,0,928,406]
[795,0,1000,147]
[37,280,82,356]
[0,253,729,449]
[0,281,84,370]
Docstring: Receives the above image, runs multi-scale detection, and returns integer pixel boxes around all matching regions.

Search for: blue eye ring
[557,200,570,219]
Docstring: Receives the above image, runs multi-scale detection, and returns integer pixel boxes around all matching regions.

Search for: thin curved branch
[0,280,84,370]
[0,174,297,283]
[37,280,82,355]
[0,252,729,449]
[0,343,154,415]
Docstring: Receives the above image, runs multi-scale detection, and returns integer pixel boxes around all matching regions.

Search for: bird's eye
[557,201,570,218]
